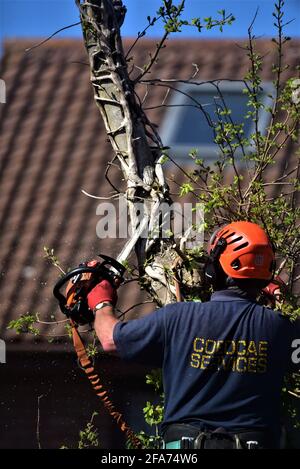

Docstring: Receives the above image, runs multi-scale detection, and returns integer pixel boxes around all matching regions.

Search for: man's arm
[87,278,166,367]
[94,305,118,352]
[87,280,119,353]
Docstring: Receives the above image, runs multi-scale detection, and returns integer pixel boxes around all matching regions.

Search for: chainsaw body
[53,254,126,325]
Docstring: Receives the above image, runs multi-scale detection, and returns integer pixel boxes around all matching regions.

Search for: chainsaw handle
[53,266,110,311]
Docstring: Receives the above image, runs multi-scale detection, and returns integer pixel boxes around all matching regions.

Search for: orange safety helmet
[208,221,275,281]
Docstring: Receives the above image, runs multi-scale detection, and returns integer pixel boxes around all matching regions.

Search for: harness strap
[163,425,273,449]
[71,321,142,449]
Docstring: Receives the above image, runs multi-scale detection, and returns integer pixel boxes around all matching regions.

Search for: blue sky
[1,0,300,46]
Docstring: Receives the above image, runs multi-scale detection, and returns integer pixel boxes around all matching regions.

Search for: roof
[0,37,299,349]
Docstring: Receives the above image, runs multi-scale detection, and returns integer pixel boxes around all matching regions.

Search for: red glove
[262,276,286,308]
[87,280,117,311]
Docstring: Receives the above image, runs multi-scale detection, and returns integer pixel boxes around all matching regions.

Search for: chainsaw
[53,254,126,325]
[52,252,142,448]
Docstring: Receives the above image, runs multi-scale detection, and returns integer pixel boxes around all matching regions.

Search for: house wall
[0,351,155,449]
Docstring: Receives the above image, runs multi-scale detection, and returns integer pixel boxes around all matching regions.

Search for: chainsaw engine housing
[53,255,126,325]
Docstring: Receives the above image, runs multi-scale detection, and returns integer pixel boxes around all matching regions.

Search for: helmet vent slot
[224,231,235,239]
[218,229,230,238]
[233,241,249,251]
[227,235,243,245]
[231,259,241,270]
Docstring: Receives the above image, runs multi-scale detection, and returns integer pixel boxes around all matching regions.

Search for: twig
[287,157,300,292]
[288,390,300,399]
[264,165,298,185]
[247,9,262,160]
[25,22,81,52]
[144,103,210,111]
[293,274,300,283]
[81,189,120,200]
[134,31,169,83]
[161,87,171,106]
[53,264,66,276]
[37,394,44,449]
[140,77,246,87]
[117,300,154,319]
[36,315,68,325]
[140,81,214,129]
[105,157,122,194]
[70,61,89,66]
[125,15,162,60]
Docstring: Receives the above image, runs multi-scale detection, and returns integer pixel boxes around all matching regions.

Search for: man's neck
[219,285,259,301]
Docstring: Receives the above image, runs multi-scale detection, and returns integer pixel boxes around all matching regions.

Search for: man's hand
[262,276,286,308]
[87,279,118,311]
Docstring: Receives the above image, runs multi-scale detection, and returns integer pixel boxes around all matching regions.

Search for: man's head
[205,221,275,293]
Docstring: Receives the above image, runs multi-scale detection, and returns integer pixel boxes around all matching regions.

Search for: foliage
[7,313,39,336]
[64,323,73,339]
[143,401,164,428]
[129,369,164,449]
[172,1,300,308]
[78,412,100,449]
[157,0,235,34]
[146,368,163,394]
[86,342,100,359]
[282,374,300,430]
[61,412,100,449]
[43,246,65,275]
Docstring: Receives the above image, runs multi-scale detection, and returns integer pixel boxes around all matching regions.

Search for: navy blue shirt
[113,290,300,440]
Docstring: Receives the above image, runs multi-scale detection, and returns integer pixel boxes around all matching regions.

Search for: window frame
[159,81,275,162]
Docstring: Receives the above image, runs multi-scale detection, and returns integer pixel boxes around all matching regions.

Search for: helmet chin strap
[210,237,227,261]
[205,238,228,289]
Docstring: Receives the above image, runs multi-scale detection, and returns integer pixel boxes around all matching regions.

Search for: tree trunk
[76,0,185,305]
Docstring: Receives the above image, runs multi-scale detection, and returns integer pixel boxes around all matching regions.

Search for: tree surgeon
[86,221,300,449]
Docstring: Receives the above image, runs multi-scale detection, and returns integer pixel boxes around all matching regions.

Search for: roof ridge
[4,36,300,52]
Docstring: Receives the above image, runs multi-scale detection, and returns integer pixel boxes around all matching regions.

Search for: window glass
[172,90,254,145]
[160,82,274,160]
